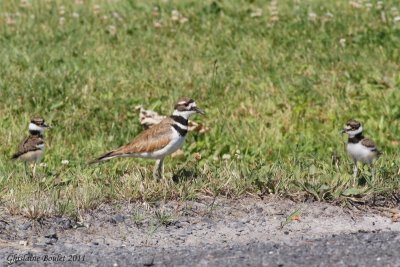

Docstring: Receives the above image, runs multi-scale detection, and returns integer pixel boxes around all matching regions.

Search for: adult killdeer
[90,97,205,179]
[12,117,50,176]
[342,119,381,180]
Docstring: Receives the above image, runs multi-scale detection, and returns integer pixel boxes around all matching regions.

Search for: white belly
[19,150,44,162]
[347,143,376,164]
[150,136,185,159]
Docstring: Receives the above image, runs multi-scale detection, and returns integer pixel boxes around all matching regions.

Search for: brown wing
[90,118,174,164]
[12,135,44,159]
[361,138,376,148]
[116,119,173,154]
[361,138,382,155]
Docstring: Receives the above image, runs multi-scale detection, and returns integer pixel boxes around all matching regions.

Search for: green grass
[1,0,400,218]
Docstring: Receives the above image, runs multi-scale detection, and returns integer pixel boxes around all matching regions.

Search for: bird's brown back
[361,138,377,148]
[12,135,44,159]
[113,117,176,155]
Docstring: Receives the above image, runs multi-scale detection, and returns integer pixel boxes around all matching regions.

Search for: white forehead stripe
[177,100,195,106]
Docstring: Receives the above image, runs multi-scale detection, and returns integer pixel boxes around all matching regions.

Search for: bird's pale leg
[370,164,375,181]
[353,160,358,185]
[152,161,159,179]
[24,162,29,180]
[32,163,37,179]
[153,159,164,180]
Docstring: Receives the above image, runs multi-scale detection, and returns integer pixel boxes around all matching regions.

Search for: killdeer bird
[12,117,50,176]
[342,119,381,181]
[90,97,205,179]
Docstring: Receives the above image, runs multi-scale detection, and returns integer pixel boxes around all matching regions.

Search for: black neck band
[29,130,43,137]
[172,124,188,136]
[170,115,188,126]
[348,132,364,143]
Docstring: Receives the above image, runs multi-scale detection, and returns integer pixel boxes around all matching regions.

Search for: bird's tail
[88,150,121,165]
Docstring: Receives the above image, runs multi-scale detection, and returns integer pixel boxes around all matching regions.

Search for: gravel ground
[1,197,399,266]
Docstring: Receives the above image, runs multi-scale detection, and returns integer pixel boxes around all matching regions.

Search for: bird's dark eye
[184,103,189,107]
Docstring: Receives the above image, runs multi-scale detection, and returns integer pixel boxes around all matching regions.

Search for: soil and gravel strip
[1,197,399,266]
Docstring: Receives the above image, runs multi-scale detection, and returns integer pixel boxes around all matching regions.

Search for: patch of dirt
[1,196,399,249]
[1,196,399,266]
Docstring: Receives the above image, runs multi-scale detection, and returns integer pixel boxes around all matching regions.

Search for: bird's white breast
[152,130,185,158]
[347,142,376,164]
[19,150,44,162]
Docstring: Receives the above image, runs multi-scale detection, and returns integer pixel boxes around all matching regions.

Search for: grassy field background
[0,0,399,218]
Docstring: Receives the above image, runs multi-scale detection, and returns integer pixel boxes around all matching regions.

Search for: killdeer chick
[12,117,50,177]
[90,97,205,179]
[342,119,381,181]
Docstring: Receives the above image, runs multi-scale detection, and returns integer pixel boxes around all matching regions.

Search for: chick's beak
[341,126,351,134]
[194,107,206,115]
